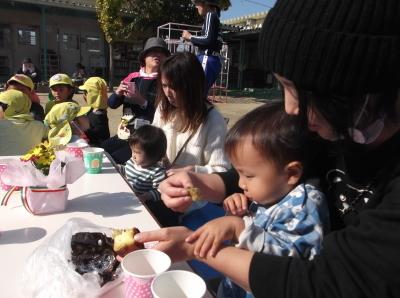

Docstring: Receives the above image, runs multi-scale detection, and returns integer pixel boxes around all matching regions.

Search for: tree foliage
[219,0,232,10]
[96,0,125,43]
[96,0,232,42]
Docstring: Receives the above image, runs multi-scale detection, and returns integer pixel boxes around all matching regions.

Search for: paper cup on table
[82,147,104,174]
[151,270,206,298]
[65,142,88,159]
[121,249,171,298]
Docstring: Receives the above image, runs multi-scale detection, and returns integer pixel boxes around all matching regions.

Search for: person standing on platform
[182,0,223,93]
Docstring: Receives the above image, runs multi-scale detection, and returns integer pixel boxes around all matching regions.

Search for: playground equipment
[157,22,230,102]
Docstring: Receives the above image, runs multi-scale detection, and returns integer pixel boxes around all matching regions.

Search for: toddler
[124,125,167,202]
[186,102,330,298]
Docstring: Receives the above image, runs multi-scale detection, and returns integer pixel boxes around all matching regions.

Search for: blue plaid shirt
[219,183,329,298]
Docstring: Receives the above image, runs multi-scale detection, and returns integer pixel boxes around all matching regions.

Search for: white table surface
[0,156,213,298]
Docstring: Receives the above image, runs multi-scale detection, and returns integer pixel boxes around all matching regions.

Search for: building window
[0,26,11,48]
[62,33,79,50]
[18,29,37,46]
[86,36,101,53]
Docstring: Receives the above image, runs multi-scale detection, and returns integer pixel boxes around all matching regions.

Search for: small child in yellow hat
[44,101,91,146]
[78,77,110,146]
[45,73,77,115]
[6,74,44,121]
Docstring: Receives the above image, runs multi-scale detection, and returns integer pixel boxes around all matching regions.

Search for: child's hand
[223,193,249,216]
[185,216,245,258]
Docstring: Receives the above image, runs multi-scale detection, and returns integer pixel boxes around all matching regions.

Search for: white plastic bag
[21,218,123,298]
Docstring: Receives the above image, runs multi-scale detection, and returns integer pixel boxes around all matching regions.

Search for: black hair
[128,125,167,166]
[225,101,311,170]
[0,102,8,112]
[296,88,400,141]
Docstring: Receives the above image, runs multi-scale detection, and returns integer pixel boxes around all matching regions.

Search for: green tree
[219,0,232,10]
[96,0,232,87]
[96,0,125,90]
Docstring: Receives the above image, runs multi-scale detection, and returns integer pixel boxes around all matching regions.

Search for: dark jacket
[108,73,157,123]
[190,11,222,54]
[241,131,400,298]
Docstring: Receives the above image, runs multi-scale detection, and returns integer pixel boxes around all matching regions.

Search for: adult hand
[182,30,192,41]
[123,82,146,106]
[134,227,195,263]
[115,81,128,96]
[158,171,194,213]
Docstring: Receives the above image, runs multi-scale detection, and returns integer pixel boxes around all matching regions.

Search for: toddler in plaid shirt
[186,102,330,298]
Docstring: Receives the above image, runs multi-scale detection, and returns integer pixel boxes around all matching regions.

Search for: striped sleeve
[190,12,218,47]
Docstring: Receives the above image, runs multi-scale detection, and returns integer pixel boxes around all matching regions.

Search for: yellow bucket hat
[7,74,34,91]
[78,77,108,110]
[44,102,91,146]
[0,89,33,120]
[49,73,73,88]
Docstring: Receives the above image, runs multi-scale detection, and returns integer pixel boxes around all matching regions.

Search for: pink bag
[1,186,69,215]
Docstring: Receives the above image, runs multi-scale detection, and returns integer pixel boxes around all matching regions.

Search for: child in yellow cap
[44,101,91,146]
[45,73,77,114]
[78,77,110,146]
[6,74,45,121]
[0,90,46,155]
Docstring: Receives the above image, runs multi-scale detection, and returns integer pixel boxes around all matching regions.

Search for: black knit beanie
[260,0,400,96]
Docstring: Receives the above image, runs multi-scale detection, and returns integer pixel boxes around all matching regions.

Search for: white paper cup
[151,270,207,298]
[121,249,171,298]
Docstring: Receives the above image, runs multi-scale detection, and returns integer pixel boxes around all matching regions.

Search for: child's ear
[284,161,303,186]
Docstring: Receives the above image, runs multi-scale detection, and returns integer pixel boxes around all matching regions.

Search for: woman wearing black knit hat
[128,1,400,297]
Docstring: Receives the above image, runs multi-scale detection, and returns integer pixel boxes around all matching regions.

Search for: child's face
[161,76,179,107]
[74,115,90,131]
[51,85,72,102]
[131,144,150,167]
[231,137,293,205]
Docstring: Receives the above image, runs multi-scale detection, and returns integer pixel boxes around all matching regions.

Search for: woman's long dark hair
[296,88,400,140]
[155,52,208,133]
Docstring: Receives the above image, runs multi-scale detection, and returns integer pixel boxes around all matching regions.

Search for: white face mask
[347,95,385,144]
[348,117,385,144]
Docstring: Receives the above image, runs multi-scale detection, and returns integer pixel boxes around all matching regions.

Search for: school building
[222,11,274,89]
[0,0,148,84]
[0,0,271,90]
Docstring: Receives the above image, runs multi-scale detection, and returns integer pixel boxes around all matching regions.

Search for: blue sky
[221,0,277,20]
